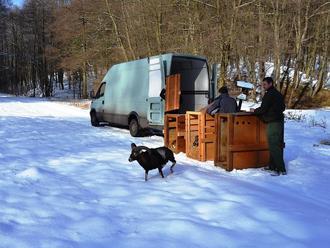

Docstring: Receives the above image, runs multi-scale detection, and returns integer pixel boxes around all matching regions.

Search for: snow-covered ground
[0,94,330,248]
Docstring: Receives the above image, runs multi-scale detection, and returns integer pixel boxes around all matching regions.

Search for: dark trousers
[266,121,286,172]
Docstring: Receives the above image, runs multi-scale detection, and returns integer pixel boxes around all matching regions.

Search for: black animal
[128,143,176,181]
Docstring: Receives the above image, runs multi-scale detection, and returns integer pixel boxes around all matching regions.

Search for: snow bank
[0,96,330,247]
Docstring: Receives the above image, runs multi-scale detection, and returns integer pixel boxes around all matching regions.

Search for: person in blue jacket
[206,86,237,115]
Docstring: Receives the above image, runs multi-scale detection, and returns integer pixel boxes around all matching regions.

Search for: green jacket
[254,86,285,123]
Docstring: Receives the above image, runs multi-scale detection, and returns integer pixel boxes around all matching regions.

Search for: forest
[0,0,329,108]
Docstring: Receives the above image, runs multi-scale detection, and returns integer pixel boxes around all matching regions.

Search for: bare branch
[308,1,330,19]
[235,0,256,9]
[190,0,216,9]
[309,10,330,19]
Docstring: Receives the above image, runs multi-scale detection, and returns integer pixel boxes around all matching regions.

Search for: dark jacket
[254,86,285,123]
[207,93,237,115]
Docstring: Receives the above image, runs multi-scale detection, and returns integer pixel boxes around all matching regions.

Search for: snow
[227,61,329,88]
[264,62,330,87]
[16,167,42,180]
[1,94,330,247]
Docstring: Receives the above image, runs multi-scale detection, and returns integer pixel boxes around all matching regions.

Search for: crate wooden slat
[185,111,215,161]
[164,114,186,154]
[214,113,270,171]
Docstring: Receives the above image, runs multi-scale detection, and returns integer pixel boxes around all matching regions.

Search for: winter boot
[271,170,281,176]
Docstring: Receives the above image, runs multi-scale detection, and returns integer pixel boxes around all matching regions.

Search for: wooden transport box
[185,111,215,161]
[164,114,186,154]
[214,113,269,171]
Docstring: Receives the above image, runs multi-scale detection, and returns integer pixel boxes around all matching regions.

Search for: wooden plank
[214,114,220,164]
[214,114,228,167]
[204,133,215,139]
[201,137,215,143]
[228,144,269,152]
[166,114,180,118]
[177,131,185,137]
[255,119,261,165]
[232,151,267,169]
[185,113,191,157]
[227,115,234,171]
[200,113,205,161]
[168,122,176,128]
[165,74,181,112]
[189,120,199,125]
[189,126,199,131]
[164,115,169,147]
[205,127,215,133]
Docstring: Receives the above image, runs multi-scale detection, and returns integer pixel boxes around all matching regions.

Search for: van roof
[166,53,207,61]
[114,53,207,66]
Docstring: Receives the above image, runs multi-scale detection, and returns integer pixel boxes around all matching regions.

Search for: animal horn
[134,146,150,153]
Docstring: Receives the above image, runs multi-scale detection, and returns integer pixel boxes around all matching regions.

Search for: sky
[12,0,24,7]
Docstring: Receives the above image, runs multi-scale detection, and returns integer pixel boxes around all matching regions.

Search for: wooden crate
[164,114,186,154]
[214,113,269,171]
[185,111,215,161]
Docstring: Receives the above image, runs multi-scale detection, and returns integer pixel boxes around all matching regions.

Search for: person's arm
[206,102,216,114]
[254,93,271,115]
[206,98,220,114]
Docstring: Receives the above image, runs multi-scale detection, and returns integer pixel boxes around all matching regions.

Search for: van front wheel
[129,118,141,137]
[90,112,100,127]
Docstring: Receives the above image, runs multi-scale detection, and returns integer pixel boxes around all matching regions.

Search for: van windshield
[96,82,106,98]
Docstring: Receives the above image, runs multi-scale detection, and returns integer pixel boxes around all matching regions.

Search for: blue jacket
[206,93,237,115]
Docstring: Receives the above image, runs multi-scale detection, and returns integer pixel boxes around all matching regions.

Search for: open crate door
[165,74,181,112]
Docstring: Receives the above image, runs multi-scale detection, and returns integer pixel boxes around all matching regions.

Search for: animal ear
[131,143,136,149]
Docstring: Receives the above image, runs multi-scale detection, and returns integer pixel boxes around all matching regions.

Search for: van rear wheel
[90,111,100,127]
[129,118,141,137]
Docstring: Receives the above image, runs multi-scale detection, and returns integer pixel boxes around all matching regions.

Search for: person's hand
[250,108,255,112]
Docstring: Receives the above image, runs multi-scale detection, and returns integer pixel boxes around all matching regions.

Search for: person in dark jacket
[206,86,237,115]
[253,77,287,176]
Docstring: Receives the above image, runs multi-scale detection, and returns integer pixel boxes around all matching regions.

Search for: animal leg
[145,171,148,181]
[170,161,176,173]
[158,168,164,178]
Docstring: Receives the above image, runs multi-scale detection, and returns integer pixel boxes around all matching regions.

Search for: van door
[165,74,181,112]
[92,82,106,121]
[147,56,164,125]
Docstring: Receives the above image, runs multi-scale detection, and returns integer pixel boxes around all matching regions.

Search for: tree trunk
[58,69,64,90]
[105,0,129,61]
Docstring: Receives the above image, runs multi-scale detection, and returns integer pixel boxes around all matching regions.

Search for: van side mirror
[89,90,95,99]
